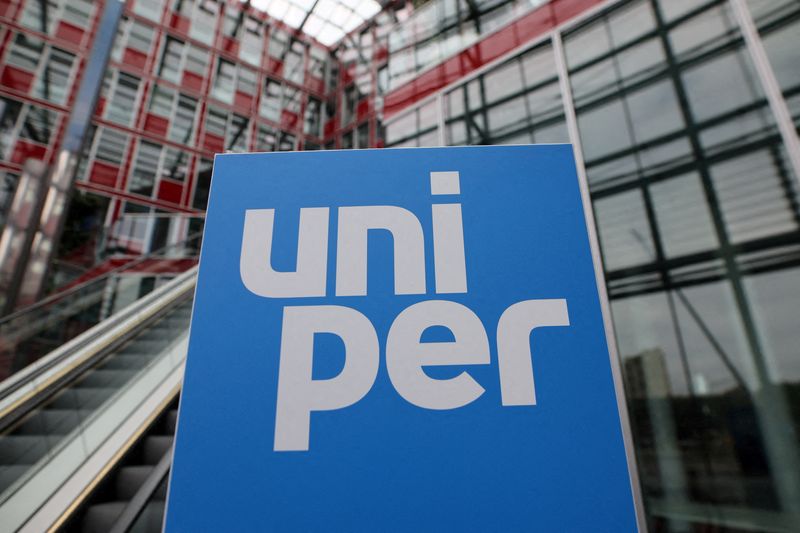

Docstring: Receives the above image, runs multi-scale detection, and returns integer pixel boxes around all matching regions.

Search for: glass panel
[130,140,161,196]
[185,45,209,77]
[161,148,188,182]
[444,41,565,146]
[190,0,218,45]
[204,107,227,138]
[170,94,198,144]
[33,48,76,105]
[19,0,58,34]
[211,59,236,104]
[105,72,140,126]
[128,20,155,54]
[62,0,94,28]
[94,128,128,165]
[134,0,164,21]
[240,17,263,65]
[192,158,213,209]
[565,0,800,529]
[7,34,44,72]
[260,80,281,122]
[149,85,175,117]
[226,115,249,152]
[159,38,184,83]
[0,98,23,159]
[749,0,800,127]
[305,97,322,137]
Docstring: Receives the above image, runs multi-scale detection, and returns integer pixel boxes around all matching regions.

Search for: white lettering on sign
[239,171,571,451]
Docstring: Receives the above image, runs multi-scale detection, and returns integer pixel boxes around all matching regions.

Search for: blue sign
[166,145,639,531]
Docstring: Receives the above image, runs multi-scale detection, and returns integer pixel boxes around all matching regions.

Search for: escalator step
[15,409,84,436]
[128,500,166,533]
[142,436,173,465]
[154,478,168,500]
[118,343,167,357]
[77,369,137,389]
[96,355,151,371]
[164,410,178,434]
[116,465,155,500]
[81,501,126,533]
[0,435,48,464]
[50,388,115,410]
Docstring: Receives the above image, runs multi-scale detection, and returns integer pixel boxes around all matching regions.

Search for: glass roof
[248,0,382,46]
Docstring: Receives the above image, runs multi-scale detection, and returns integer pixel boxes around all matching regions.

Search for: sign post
[166,145,642,531]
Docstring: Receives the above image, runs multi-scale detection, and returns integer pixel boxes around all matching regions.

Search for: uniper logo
[239,171,570,451]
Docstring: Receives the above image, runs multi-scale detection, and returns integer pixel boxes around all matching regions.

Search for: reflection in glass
[566,0,800,529]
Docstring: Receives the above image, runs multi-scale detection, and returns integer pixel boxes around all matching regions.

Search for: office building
[1,0,799,530]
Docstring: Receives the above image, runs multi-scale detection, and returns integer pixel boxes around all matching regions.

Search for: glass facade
[2,0,800,530]
[378,0,800,530]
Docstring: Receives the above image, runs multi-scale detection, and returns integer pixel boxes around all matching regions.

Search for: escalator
[0,241,199,532]
[60,399,178,533]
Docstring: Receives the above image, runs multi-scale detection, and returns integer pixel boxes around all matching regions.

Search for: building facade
[2,0,800,530]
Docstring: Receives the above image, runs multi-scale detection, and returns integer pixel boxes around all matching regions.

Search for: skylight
[248,0,382,46]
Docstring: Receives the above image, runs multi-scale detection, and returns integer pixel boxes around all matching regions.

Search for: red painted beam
[383,0,605,119]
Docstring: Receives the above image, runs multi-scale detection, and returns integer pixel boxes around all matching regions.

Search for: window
[94,128,128,165]
[212,58,236,103]
[240,17,263,66]
[268,29,288,59]
[226,115,249,152]
[283,87,301,116]
[305,97,322,137]
[20,0,94,34]
[7,34,44,72]
[128,20,156,54]
[130,140,161,195]
[173,0,193,17]
[134,0,164,21]
[0,171,20,228]
[62,0,94,28]
[159,37,184,83]
[161,148,188,182]
[20,0,58,34]
[279,132,295,151]
[341,130,354,149]
[204,107,227,137]
[308,47,326,79]
[377,66,389,95]
[237,66,257,96]
[342,85,357,126]
[104,72,140,126]
[158,38,208,86]
[149,85,176,117]
[256,125,277,152]
[357,122,369,148]
[260,80,281,122]
[148,86,197,143]
[185,45,209,77]
[222,8,240,37]
[19,105,58,145]
[192,158,213,210]
[189,0,218,45]
[284,40,305,84]
[171,94,198,143]
[32,47,76,105]
[0,98,23,159]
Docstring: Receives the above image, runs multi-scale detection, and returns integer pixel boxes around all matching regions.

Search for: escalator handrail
[0,266,198,418]
[0,231,202,328]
